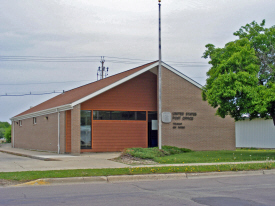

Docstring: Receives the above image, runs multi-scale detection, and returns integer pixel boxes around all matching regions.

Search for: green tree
[4,126,11,143]
[0,128,5,138]
[202,20,275,125]
[0,121,10,128]
[0,122,10,139]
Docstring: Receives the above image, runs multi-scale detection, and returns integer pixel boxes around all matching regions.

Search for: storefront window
[93,111,146,120]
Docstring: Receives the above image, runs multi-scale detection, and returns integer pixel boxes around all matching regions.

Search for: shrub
[4,126,11,143]
[124,146,192,159]
[125,147,169,159]
[162,146,192,155]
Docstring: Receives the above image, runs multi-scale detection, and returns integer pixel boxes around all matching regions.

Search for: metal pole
[12,121,15,148]
[58,111,60,154]
[101,56,105,80]
[158,0,162,149]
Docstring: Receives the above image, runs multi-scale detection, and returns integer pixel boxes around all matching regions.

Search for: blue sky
[1,0,275,122]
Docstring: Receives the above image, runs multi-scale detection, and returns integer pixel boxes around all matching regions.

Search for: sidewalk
[0,143,128,172]
[1,143,274,173]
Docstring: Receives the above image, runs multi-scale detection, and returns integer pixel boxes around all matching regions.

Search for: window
[81,111,91,149]
[33,117,37,124]
[19,120,22,126]
[93,111,146,121]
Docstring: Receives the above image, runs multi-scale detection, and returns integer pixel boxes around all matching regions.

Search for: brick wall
[59,111,66,153]
[13,112,66,152]
[161,67,235,150]
[92,121,147,152]
[80,71,157,152]
[71,104,81,154]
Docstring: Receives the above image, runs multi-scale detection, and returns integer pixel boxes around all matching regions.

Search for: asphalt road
[1,174,274,206]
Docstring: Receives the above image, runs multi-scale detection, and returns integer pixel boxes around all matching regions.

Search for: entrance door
[148,111,158,147]
[80,110,91,149]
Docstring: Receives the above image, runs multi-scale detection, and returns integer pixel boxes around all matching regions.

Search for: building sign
[172,112,197,129]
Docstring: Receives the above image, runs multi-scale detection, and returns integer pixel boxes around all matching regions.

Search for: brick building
[10,62,235,154]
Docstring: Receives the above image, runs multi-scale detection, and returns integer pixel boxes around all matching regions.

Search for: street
[1,174,274,206]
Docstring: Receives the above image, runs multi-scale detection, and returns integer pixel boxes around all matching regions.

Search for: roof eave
[10,104,73,121]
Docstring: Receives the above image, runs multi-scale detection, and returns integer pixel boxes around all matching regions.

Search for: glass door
[81,110,91,149]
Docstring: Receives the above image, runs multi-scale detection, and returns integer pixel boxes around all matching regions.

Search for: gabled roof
[11,61,202,121]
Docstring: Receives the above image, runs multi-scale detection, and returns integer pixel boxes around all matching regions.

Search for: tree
[0,121,10,128]
[4,126,11,143]
[202,20,275,125]
[0,121,10,139]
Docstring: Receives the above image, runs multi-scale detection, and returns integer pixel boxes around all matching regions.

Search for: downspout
[12,121,15,148]
[57,110,60,154]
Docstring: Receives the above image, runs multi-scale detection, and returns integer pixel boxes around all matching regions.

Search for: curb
[186,170,264,179]
[13,169,275,187]
[107,173,187,182]
[0,149,59,161]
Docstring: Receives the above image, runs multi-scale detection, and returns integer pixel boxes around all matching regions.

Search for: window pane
[112,111,135,120]
[81,110,91,149]
[136,111,146,120]
[93,111,111,120]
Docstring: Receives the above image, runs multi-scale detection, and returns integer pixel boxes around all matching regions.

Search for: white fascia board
[162,62,203,89]
[71,62,159,107]
[10,104,73,121]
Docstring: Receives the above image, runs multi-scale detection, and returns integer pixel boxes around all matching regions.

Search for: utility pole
[158,0,162,149]
[101,56,105,79]
[97,56,109,80]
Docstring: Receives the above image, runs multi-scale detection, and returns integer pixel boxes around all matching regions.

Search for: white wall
[236,119,275,148]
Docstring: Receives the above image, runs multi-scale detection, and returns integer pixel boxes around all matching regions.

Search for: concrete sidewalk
[0,143,128,172]
[0,143,274,173]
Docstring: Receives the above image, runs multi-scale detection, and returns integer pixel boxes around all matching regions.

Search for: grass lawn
[124,147,275,164]
[154,149,275,164]
[0,162,274,182]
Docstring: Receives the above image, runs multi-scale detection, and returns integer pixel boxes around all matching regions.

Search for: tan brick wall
[11,121,14,147]
[161,67,235,150]
[13,112,66,152]
[59,111,66,153]
[71,104,81,154]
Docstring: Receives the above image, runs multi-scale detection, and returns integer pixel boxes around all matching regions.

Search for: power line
[0,80,91,86]
[0,91,63,97]
[0,55,208,65]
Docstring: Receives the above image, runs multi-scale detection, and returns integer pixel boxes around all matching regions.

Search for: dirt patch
[112,153,158,165]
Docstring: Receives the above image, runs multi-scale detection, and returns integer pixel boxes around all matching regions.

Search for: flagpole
[158,0,162,149]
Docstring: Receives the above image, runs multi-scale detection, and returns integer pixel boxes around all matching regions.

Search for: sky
[1,0,275,122]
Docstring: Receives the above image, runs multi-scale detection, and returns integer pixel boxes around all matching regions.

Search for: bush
[125,147,169,159]
[4,126,11,143]
[162,146,192,155]
[124,146,192,160]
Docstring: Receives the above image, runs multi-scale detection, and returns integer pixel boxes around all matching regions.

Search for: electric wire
[0,55,208,96]
[0,91,63,97]
[0,55,208,66]
[0,80,91,86]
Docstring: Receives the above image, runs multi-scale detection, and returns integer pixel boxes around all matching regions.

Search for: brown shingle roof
[15,61,157,117]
